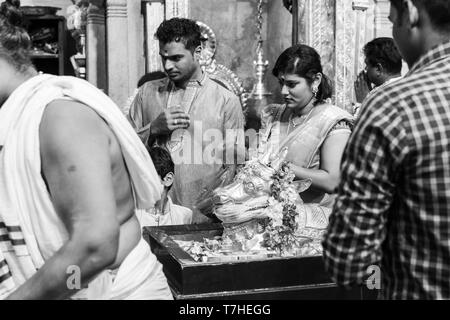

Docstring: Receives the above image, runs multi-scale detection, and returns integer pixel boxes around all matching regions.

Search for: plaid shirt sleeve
[322,95,410,288]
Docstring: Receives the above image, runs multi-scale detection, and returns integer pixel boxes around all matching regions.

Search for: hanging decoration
[250,0,271,100]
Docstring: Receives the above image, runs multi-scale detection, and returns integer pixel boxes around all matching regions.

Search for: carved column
[303,0,335,79]
[127,0,144,93]
[374,0,392,37]
[106,0,129,107]
[87,0,107,91]
[165,0,189,19]
[352,1,370,82]
[143,0,165,73]
[143,0,189,74]
[334,0,373,111]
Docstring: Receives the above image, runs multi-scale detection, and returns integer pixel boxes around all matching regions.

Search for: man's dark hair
[147,146,174,179]
[363,37,402,75]
[390,0,450,32]
[155,18,201,52]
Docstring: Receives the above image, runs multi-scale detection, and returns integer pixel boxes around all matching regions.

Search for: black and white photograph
[0,0,449,306]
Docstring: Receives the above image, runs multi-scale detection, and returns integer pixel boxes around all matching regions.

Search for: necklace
[287,106,315,134]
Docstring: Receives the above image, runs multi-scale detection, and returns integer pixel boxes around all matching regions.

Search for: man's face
[364,59,380,87]
[159,41,199,84]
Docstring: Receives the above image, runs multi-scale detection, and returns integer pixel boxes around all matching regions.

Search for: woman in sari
[259,44,353,208]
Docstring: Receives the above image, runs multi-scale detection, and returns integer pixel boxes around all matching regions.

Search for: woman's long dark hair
[0,0,32,73]
[272,44,333,104]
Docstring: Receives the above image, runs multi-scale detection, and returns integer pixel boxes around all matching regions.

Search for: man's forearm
[6,240,115,300]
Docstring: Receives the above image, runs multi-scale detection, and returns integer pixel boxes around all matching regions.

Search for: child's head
[148,146,175,190]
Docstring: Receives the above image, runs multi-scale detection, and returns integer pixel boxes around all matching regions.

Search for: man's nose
[164,59,174,71]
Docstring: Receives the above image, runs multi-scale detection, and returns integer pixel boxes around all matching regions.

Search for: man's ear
[194,46,202,60]
[162,172,174,188]
[405,0,419,27]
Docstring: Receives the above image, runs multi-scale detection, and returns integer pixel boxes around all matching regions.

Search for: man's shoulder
[132,77,169,110]
[364,76,410,110]
[44,99,102,124]
[42,99,110,134]
[356,77,415,133]
[40,100,111,157]
[140,77,170,93]
[171,203,193,224]
[205,76,240,101]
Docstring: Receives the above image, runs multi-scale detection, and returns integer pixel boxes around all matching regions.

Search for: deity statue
[191,148,330,260]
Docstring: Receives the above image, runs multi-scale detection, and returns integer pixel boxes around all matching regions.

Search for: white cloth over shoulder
[0,74,170,299]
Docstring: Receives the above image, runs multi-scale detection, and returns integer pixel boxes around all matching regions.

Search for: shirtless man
[6,101,141,299]
[0,0,170,300]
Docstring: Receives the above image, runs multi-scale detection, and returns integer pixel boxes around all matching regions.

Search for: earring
[311,86,318,98]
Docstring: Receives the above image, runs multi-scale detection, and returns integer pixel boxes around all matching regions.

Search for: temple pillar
[303,0,336,95]
[127,0,144,92]
[143,0,165,73]
[374,0,392,37]
[86,0,107,91]
[334,0,373,111]
[106,0,129,107]
[352,1,371,82]
[166,0,189,19]
[143,0,189,73]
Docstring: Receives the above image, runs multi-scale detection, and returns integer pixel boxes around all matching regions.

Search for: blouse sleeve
[327,119,352,138]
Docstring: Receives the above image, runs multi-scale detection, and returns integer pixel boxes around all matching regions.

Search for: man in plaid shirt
[323,0,450,299]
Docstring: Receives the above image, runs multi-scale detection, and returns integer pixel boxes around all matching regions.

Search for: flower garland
[177,160,312,261]
[262,161,302,255]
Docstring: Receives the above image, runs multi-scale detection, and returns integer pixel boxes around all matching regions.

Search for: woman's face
[278,73,314,109]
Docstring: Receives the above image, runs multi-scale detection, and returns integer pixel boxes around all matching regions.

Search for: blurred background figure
[353,37,402,117]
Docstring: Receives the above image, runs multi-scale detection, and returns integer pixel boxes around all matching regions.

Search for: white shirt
[136,196,193,227]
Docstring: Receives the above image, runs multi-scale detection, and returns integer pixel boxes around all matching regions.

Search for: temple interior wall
[55,0,395,112]
[21,0,73,16]
[22,0,78,76]
[188,0,391,111]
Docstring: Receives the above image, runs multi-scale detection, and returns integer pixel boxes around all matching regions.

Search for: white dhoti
[72,238,172,300]
[0,74,172,299]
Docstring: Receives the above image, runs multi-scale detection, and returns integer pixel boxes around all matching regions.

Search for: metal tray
[143,224,341,298]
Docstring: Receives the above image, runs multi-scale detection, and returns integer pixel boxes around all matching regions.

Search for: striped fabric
[0,145,15,295]
[323,40,450,299]
[0,221,25,296]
